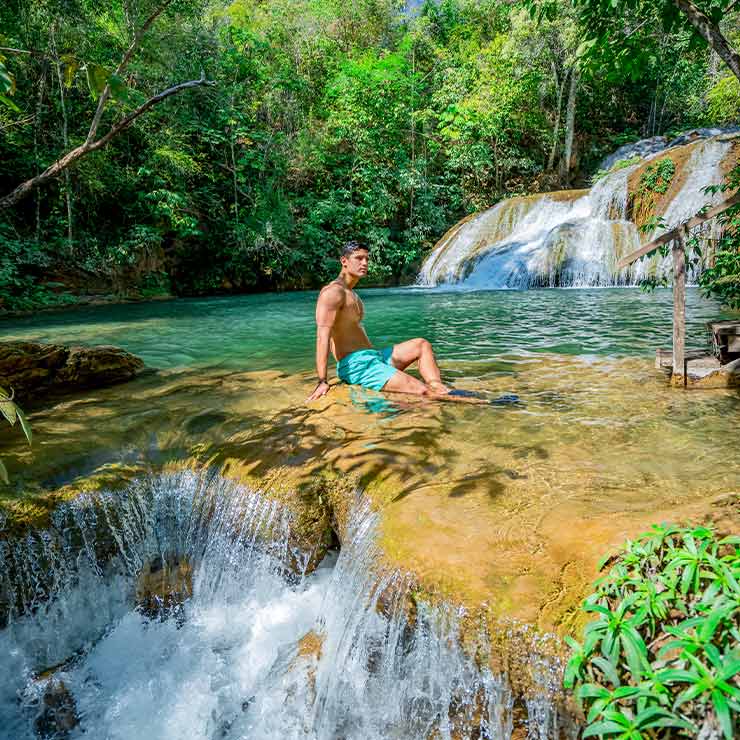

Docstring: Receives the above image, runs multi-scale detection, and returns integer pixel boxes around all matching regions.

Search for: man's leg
[382,368,430,395]
[390,338,449,393]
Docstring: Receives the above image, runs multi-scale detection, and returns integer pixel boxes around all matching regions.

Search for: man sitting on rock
[307,241,451,402]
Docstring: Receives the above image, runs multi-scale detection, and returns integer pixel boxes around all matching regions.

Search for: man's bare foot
[427,380,451,394]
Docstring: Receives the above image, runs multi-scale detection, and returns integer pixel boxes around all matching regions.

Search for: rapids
[418,137,734,289]
[0,470,563,740]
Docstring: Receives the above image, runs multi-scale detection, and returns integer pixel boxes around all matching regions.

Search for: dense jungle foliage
[0,0,739,309]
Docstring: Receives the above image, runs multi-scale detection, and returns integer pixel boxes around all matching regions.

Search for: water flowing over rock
[0,470,568,739]
[418,135,737,289]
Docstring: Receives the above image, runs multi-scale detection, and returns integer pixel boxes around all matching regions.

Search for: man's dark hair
[340,240,368,258]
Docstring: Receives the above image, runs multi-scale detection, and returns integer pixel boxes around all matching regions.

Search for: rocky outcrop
[0,341,144,402]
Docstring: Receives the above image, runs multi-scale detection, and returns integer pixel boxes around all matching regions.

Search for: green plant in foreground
[0,387,32,484]
[565,524,740,739]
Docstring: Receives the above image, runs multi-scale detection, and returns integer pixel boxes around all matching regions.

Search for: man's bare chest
[340,288,364,322]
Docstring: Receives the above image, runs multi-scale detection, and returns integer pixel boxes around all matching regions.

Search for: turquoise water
[1,288,731,373]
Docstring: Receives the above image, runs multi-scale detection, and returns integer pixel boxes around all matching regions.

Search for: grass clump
[565,524,740,739]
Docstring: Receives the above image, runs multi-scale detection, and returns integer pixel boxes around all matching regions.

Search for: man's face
[342,248,369,278]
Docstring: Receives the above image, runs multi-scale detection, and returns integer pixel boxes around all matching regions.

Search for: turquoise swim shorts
[337,347,397,391]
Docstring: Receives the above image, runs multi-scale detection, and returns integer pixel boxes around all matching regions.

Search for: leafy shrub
[638,158,676,197]
[565,524,740,739]
[0,226,75,311]
[699,166,740,310]
[707,76,740,126]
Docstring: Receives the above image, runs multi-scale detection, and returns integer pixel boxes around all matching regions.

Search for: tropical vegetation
[565,524,740,739]
[0,0,738,310]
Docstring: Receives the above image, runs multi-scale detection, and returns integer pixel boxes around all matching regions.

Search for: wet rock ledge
[0,340,144,403]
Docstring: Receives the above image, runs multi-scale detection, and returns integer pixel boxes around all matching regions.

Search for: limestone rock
[136,555,193,619]
[0,341,144,402]
[33,678,78,739]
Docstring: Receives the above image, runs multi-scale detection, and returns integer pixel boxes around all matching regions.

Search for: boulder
[0,341,144,402]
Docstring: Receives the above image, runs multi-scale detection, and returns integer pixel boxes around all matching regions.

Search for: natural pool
[1,288,738,739]
[1,287,732,372]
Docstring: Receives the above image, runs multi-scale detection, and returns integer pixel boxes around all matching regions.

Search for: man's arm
[306,285,344,402]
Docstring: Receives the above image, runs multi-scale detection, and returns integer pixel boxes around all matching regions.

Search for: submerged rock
[136,555,193,620]
[32,678,78,739]
[0,340,144,403]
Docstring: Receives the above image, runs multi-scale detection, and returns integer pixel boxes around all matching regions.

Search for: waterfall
[418,137,733,289]
[0,471,566,740]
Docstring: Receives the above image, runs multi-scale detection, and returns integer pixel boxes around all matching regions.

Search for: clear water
[1,288,736,740]
[0,287,731,372]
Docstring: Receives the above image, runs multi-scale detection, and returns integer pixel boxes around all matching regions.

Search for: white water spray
[0,472,565,739]
[418,138,732,289]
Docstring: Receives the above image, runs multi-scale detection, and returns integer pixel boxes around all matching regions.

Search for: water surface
[1,288,731,372]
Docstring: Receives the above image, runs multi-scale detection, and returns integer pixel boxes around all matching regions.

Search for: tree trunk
[52,31,73,252]
[559,67,579,186]
[548,61,564,172]
[672,229,687,381]
[672,0,740,83]
[33,63,48,242]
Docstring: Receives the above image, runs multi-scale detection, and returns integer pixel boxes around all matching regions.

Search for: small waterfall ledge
[0,469,572,739]
[418,133,740,289]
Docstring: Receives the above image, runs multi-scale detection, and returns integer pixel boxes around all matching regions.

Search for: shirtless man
[306,241,450,403]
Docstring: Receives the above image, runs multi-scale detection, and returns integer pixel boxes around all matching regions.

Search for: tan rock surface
[2,356,737,642]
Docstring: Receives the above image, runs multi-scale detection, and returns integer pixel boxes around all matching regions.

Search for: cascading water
[418,137,733,289]
[0,471,566,740]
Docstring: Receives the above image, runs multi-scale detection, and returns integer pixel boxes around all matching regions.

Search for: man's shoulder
[318,281,346,304]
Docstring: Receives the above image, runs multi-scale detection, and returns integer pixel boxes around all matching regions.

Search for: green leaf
[582,720,625,737]
[578,683,611,700]
[674,681,709,706]
[108,73,129,102]
[85,63,110,98]
[0,399,17,426]
[655,668,696,684]
[592,656,621,687]
[712,689,733,740]
[16,407,32,445]
[61,53,79,87]
[0,460,8,485]
[584,602,612,617]
[0,94,20,112]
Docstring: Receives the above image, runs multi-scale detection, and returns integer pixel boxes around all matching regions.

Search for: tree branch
[0,46,43,57]
[672,0,740,83]
[85,0,175,144]
[89,74,214,151]
[617,188,740,269]
[0,74,214,210]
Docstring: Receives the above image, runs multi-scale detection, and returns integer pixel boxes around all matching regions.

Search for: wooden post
[672,228,687,383]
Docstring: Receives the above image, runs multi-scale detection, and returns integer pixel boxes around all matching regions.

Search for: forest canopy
[0,0,738,309]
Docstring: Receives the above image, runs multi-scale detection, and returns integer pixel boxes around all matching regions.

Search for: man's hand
[306,380,331,403]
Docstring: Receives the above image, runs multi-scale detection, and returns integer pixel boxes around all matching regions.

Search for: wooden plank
[617,190,740,269]
[673,230,687,381]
